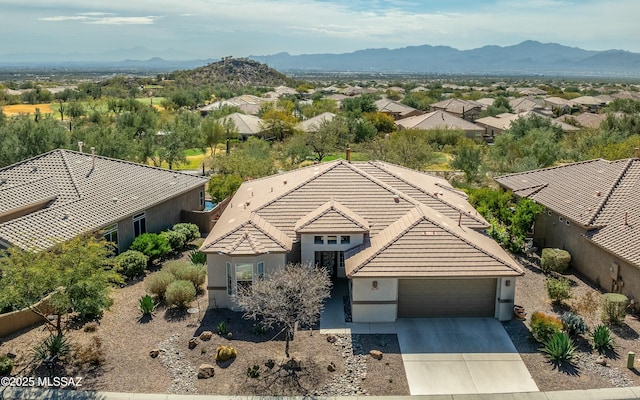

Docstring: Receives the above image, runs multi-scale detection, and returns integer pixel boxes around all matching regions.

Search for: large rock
[326,335,337,343]
[369,350,383,360]
[327,361,336,372]
[188,337,199,349]
[197,363,215,379]
[149,349,160,358]
[215,345,237,362]
[199,331,213,341]
[6,349,17,359]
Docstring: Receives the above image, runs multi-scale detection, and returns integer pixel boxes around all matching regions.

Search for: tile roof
[475,111,579,133]
[298,112,336,132]
[344,205,523,278]
[0,149,208,251]
[430,99,482,114]
[496,159,640,267]
[202,160,515,278]
[395,110,484,133]
[219,113,264,136]
[375,99,421,117]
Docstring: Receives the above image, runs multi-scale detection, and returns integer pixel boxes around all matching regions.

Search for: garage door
[398,278,497,318]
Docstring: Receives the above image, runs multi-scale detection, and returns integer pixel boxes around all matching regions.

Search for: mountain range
[1,41,639,77]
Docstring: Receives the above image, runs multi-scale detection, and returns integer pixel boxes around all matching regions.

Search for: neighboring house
[543,97,575,115]
[571,96,608,113]
[475,98,495,110]
[218,112,264,140]
[475,111,580,141]
[430,99,482,121]
[396,110,485,139]
[263,85,298,99]
[495,157,640,306]
[517,88,547,96]
[509,97,545,113]
[0,149,208,253]
[297,112,336,133]
[201,160,523,322]
[374,99,423,121]
[554,112,616,129]
[199,95,272,116]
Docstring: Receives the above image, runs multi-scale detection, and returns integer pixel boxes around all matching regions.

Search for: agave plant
[541,332,576,365]
[189,250,207,265]
[592,324,615,353]
[138,294,156,316]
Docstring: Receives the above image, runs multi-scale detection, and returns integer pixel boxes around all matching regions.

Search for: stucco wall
[351,278,398,322]
[496,277,516,321]
[534,210,640,306]
[0,292,55,338]
[206,253,287,310]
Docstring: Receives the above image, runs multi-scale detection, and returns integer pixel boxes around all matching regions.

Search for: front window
[103,224,119,254]
[133,212,146,237]
[327,236,337,245]
[340,235,350,244]
[235,263,253,292]
[226,262,232,295]
[257,262,265,279]
[314,235,324,244]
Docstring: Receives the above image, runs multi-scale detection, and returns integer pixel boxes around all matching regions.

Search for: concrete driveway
[396,318,539,395]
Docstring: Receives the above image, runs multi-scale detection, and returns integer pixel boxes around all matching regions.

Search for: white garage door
[398,278,497,318]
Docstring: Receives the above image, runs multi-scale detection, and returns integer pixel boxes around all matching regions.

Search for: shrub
[541,332,576,365]
[217,321,228,335]
[247,364,260,378]
[116,250,148,278]
[572,291,600,321]
[174,264,206,288]
[165,280,196,308]
[160,230,187,252]
[72,336,105,367]
[162,259,189,276]
[545,277,572,303]
[601,293,628,325]
[0,355,13,376]
[33,334,70,364]
[130,233,171,263]
[592,324,615,353]
[138,294,156,315]
[145,271,175,299]
[561,312,587,336]
[215,345,237,361]
[531,311,563,343]
[541,248,571,273]
[189,250,207,265]
[83,322,99,332]
[67,279,113,319]
[173,223,200,243]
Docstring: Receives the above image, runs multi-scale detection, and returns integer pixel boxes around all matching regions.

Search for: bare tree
[234,263,332,358]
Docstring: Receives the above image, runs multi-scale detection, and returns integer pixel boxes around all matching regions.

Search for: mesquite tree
[234,263,331,358]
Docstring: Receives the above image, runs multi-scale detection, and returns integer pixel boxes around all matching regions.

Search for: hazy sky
[2,0,638,58]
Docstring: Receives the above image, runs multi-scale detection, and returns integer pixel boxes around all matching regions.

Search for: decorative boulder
[188,337,199,349]
[197,363,215,379]
[369,350,383,360]
[327,361,336,372]
[326,335,337,343]
[149,349,160,358]
[199,331,213,341]
[215,345,238,362]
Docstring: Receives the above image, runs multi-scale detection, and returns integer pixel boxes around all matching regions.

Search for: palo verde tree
[234,263,331,358]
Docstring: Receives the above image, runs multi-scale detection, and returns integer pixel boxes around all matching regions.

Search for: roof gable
[295,199,370,234]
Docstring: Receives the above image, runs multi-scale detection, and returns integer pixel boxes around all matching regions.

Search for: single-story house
[543,97,576,115]
[571,96,608,113]
[554,112,620,129]
[0,149,208,253]
[430,99,482,121]
[509,97,545,113]
[297,112,336,133]
[201,159,523,322]
[375,99,423,121]
[495,157,640,306]
[218,112,265,140]
[199,95,272,116]
[475,111,580,141]
[396,110,485,139]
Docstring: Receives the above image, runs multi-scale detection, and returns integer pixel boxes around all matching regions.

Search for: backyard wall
[0,293,55,338]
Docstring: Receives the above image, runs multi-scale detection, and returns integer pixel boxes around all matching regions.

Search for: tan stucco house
[201,160,523,322]
[495,158,640,307]
[0,149,208,252]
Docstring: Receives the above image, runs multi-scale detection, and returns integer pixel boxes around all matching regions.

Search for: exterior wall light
[505,280,511,287]
[372,280,378,290]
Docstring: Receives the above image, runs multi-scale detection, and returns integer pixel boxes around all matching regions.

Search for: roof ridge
[249,213,291,250]
[340,161,418,205]
[295,198,369,232]
[58,149,83,200]
[589,159,635,225]
[495,158,610,179]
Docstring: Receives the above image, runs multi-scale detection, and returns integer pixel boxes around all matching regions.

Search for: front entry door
[315,251,337,278]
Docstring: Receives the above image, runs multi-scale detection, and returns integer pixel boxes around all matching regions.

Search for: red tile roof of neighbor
[495,158,640,267]
[202,160,523,278]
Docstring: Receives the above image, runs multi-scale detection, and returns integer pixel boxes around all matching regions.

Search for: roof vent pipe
[625,212,629,226]
[78,141,84,153]
[635,147,639,159]
[346,147,351,163]
[458,212,462,227]
[91,147,96,170]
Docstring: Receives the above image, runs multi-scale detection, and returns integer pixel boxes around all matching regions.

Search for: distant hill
[170,57,297,87]
[250,41,640,77]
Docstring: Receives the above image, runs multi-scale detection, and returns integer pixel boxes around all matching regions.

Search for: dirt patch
[504,254,640,391]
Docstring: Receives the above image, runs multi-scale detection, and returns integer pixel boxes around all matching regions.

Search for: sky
[1,0,639,59]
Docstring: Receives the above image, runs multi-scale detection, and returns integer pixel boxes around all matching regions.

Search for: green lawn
[322,151,370,162]
[135,97,166,106]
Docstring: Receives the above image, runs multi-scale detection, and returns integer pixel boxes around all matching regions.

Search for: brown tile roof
[430,99,482,114]
[298,112,336,133]
[295,199,369,234]
[496,159,640,267]
[395,110,484,133]
[375,99,421,117]
[219,113,263,136]
[344,205,523,278]
[0,149,208,251]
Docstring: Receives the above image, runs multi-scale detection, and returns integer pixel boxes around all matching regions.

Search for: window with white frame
[235,263,253,292]
[257,261,265,279]
[340,235,350,244]
[103,224,119,254]
[327,235,337,245]
[314,235,324,244]
[226,262,232,295]
[133,212,146,237]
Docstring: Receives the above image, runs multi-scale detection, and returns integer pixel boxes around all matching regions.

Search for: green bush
[0,355,13,376]
[592,324,615,353]
[172,223,200,243]
[160,230,187,252]
[117,250,148,278]
[541,248,571,273]
[174,264,206,288]
[545,277,572,303]
[601,293,628,324]
[33,334,70,364]
[215,345,237,361]
[138,294,156,315]
[189,250,207,265]
[541,332,576,365]
[561,312,587,336]
[531,311,563,343]
[130,233,171,263]
[247,364,260,378]
[165,280,196,308]
[161,259,187,276]
[66,279,113,319]
[217,321,228,335]
[145,271,175,299]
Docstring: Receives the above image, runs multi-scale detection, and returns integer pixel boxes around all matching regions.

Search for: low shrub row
[145,260,205,308]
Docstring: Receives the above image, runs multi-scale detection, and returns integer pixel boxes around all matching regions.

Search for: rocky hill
[172,57,296,87]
